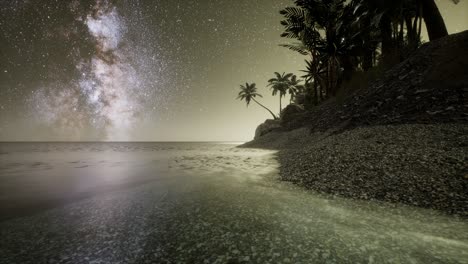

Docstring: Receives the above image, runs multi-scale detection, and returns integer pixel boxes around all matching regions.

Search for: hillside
[243,31,468,216]
[280,30,467,133]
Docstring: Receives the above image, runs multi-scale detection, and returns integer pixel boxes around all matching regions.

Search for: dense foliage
[237,0,457,116]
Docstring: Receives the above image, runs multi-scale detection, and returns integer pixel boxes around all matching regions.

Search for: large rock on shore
[280,104,305,129]
[254,119,281,139]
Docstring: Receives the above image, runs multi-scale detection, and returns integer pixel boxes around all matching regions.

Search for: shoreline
[241,123,468,217]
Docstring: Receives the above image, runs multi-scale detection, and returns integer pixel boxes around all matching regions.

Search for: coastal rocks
[280,104,304,120]
[280,104,305,129]
[254,119,281,139]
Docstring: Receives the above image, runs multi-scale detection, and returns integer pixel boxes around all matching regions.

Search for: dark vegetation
[237,0,460,118]
[281,31,468,132]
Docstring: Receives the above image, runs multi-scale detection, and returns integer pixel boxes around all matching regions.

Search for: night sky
[0,0,467,141]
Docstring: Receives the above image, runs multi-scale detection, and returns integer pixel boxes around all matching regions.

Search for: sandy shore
[242,123,468,216]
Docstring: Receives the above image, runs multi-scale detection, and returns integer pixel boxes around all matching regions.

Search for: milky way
[32,0,151,141]
[1,0,466,141]
[80,0,142,140]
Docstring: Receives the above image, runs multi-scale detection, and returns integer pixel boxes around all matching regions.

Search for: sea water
[0,143,467,263]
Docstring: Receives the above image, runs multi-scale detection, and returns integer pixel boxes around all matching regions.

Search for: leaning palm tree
[267,72,293,113]
[414,0,459,41]
[237,83,278,120]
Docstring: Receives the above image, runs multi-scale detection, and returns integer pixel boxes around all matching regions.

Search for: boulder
[280,104,305,128]
[281,104,305,120]
[254,119,281,139]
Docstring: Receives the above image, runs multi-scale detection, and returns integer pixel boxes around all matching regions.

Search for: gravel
[243,124,468,216]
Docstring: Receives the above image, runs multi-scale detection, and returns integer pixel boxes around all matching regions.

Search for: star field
[0,0,466,141]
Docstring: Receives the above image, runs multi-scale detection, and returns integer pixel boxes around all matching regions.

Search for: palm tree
[421,0,459,41]
[287,75,303,103]
[280,0,364,97]
[237,83,278,120]
[353,0,459,43]
[301,59,327,105]
[267,72,293,113]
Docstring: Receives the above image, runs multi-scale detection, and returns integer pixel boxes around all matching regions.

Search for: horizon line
[0,141,247,143]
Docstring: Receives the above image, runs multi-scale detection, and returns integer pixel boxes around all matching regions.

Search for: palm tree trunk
[319,78,324,101]
[341,56,354,83]
[418,9,423,39]
[421,0,448,41]
[398,19,404,43]
[279,96,282,114]
[327,57,339,97]
[406,16,416,46]
[313,80,318,105]
[362,16,373,71]
[252,98,278,120]
[380,14,394,67]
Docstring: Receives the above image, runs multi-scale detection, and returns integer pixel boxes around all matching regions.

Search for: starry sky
[0,0,467,142]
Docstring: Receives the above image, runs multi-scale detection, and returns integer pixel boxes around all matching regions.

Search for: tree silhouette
[267,72,293,113]
[237,83,278,120]
[287,75,303,103]
[421,0,458,40]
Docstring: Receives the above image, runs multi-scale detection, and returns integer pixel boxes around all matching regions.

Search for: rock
[398,73,408,80]
[254,119,281,139]
[279,104,307,129]
[415,89,429,94]
[280,104,304,121]
[427,110,443,115]
[446,106,455,111]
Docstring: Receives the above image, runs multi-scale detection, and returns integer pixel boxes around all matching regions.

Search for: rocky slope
[281,30,468,132]
[243,31,468,216]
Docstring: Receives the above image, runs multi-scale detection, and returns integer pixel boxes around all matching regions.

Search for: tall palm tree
[421,0,459,41]
[353,0,458,42]
[267,72,293,113]
[237,83,278,120]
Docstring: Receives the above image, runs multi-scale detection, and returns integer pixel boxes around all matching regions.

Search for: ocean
[0,142,467,263]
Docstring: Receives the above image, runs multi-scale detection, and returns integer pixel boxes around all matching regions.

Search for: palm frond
[284,73,294,79]
[279,43,309,55]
